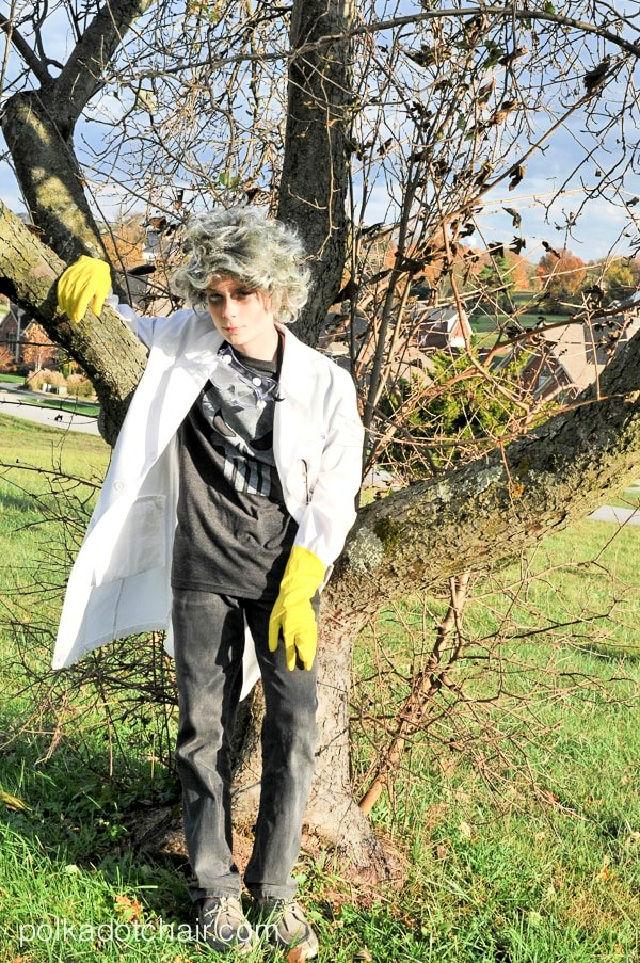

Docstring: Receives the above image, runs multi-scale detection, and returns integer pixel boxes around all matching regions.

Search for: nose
[219,295,236,321]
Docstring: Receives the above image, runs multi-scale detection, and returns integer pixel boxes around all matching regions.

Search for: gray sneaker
[196,895,257,954]
[252,897,319,959]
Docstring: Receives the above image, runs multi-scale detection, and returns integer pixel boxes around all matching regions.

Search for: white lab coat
[51,301,365,700]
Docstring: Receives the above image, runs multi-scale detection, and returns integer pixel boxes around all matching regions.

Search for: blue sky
[1,1,638,266]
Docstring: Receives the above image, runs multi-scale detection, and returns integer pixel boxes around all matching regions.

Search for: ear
[259,287,276,315]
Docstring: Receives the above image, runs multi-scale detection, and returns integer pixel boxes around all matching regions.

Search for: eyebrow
[206,284,255,295]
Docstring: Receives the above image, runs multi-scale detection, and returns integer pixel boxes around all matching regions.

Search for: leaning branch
[334,326,640,614]
[53,0,156,122]
[0,200,146,443]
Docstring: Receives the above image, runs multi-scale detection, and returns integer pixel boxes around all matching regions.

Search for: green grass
[2,391,100,417]
[470,314,569,350]
[0,372,25,384]
[0,412,639,962]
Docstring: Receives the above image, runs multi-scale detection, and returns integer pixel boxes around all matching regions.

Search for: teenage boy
[54,208,365,958]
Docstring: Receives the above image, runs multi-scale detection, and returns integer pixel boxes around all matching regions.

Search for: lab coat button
[114,481,125,493]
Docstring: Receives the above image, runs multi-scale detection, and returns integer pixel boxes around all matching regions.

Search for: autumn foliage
[21,323,58,371]
[537,249,588,306]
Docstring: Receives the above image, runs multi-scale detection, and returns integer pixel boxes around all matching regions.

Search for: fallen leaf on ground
[113,894,144,921]
[0,788,30,811]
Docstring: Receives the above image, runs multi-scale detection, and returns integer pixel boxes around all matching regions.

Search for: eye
[207,293,222,303]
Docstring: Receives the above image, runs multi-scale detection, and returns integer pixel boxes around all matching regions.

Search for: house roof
[411,303,470,329]
[522,310,640,395]
[532,322,595,392]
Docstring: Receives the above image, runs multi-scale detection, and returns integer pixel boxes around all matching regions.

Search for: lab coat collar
[183,312,312,405]
[276,322,313,406]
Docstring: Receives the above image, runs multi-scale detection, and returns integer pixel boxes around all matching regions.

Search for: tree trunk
[227,0,400,878]
[277,0,355,347]
[2,92,108,264]
[0,0,154,276]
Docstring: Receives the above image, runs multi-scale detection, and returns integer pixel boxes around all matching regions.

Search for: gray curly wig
[172,207,310,323]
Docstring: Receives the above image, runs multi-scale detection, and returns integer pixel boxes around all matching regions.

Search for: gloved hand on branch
[57,255,111,322]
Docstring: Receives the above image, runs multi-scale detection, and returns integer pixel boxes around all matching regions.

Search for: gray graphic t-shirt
[171,335,299,600]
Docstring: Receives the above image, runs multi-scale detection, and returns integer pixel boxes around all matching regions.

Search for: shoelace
[202,895,242,920]
[261,899,308,926]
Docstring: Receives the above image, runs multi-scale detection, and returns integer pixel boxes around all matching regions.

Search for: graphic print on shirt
[198,349,279,498]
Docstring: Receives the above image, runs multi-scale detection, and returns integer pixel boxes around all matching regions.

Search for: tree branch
[52,0,156,123]
[134,6,640,80]
[0,17,52,86]
[0,200,146,444]
[333,328,640,613]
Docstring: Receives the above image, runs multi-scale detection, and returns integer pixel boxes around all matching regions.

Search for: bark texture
[277,0,355,347]
[0,201,146,444]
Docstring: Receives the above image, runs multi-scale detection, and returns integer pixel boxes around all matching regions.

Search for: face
[205,275,279,359]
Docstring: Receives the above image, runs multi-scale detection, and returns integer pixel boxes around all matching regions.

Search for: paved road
[588,505,640,527]
[0,389,100,436]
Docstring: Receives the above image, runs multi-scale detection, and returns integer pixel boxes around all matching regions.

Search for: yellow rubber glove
[57,255,111,322]
[269,545,326,671]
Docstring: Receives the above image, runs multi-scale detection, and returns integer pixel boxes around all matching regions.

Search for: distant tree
[602,258,640,303]
[21,322,58,372]
[537,250,588,313]
[477,253,515,314]
[507,252,538,291]
[0,343,13,369]
[101,216,147,273]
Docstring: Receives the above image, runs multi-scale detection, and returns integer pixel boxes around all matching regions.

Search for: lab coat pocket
[298,432,326,496]
[104,494,167,582]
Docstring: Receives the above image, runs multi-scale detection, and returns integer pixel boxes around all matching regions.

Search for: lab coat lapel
[139,315,224,478]
[273,324,312,474]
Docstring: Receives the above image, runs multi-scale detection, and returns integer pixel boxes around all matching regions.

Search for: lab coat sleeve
[293,368,365,569]
[105,294,191,349]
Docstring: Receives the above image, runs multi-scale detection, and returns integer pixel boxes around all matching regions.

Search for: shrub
[66,376,95,399]
[27,369,67,390]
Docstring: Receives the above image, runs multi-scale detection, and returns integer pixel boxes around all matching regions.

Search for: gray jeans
[172,589,320,903]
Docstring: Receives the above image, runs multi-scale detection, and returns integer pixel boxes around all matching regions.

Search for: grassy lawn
[1,391,100,417]
[0,373,25,384]
[0,412,638,962]
[0,411,108,484]
[470,315,571,353]
[23,394,99,417]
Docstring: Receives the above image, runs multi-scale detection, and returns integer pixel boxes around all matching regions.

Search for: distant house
[410,304,472,351]
[0,302,25,364]
[317,305,435,388]
[511,300,640,401]
[318,306,370,370]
